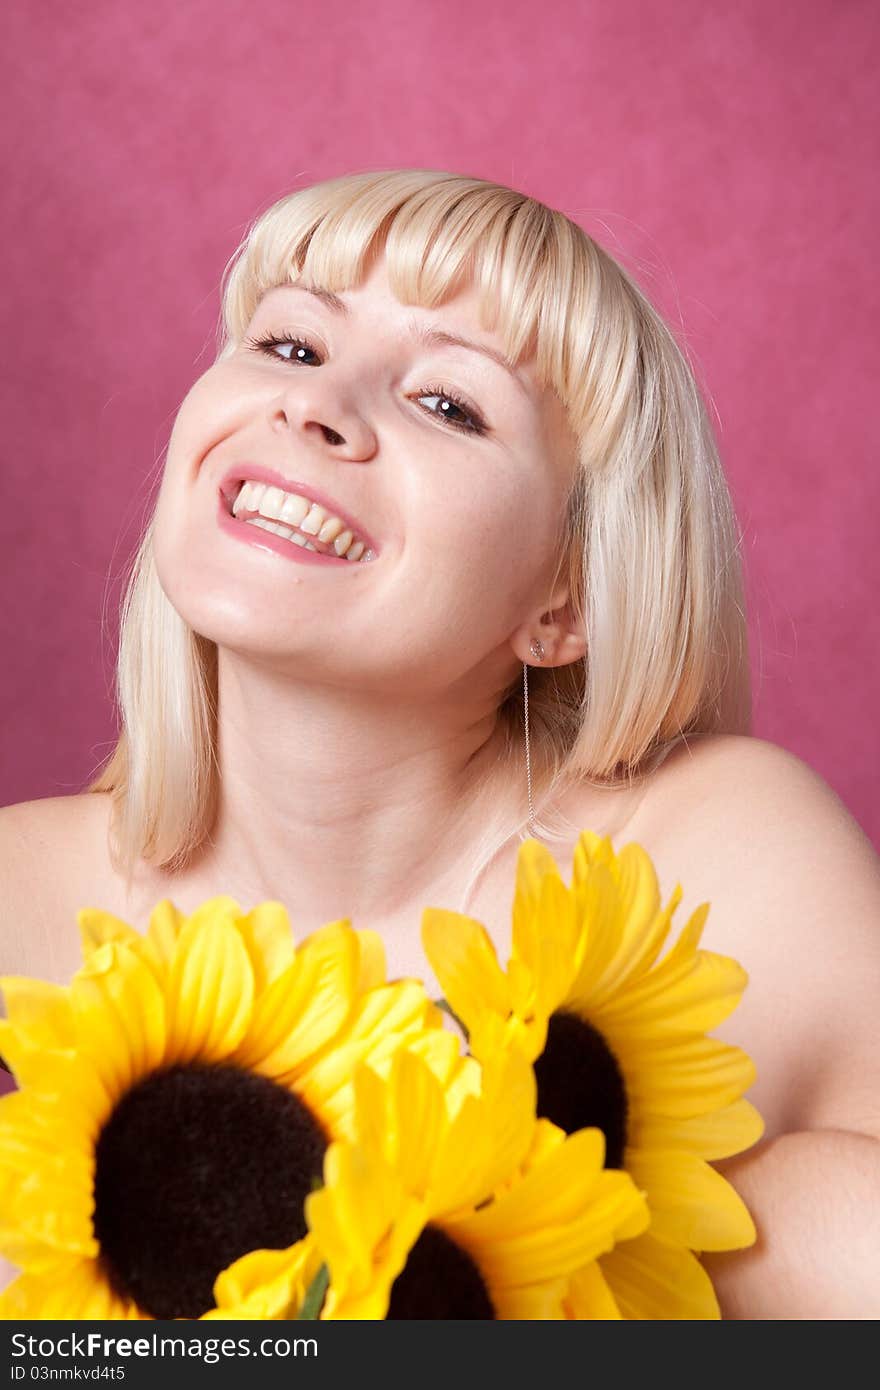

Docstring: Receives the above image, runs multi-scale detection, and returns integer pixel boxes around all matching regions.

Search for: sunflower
[288,1041,650,1319]
[422,831,765,1319]
[0,896,443,1320]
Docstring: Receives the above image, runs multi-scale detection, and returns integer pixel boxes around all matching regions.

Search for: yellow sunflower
[294,1041,649,1318]
[0,896,442,1320]
[422,831,765,1319]
[206,1025,488,1320]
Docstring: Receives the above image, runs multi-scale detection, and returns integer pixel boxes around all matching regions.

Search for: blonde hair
[86,168,751,903]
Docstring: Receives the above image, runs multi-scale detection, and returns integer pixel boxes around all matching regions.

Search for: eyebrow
[270,281,528,395]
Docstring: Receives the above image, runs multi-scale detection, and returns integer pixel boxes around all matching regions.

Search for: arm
[671,737,880,1319]
[703,1129,880,1318]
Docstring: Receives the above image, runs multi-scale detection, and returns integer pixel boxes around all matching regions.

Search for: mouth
[219,468,379,563]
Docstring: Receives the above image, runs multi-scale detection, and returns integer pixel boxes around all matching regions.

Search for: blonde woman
[2,169,878,1317]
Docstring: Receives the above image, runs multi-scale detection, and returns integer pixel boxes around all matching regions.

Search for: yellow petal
[447,1132,649,1285]
[69,943,166,1104]
[570,828,616,881]
[351,1061,391,1163]
[235,902,297,990]
[633,1098,765,1161]
[355,930,387,991]
[144,899,188,971]
[627,1148,758,1250]
[619,1033,757,1119]
[77,908,140,959]
[431,1049,535,1215]
[0,1094,93,1187]
[510,839,567,974]
[567,844,680,1008]
[314,1180,426,1322]
[387,1050,446,1198]
[164,917,254,1065]
[493,1276,570,1319]
[421,909,510,1035]
[402,1030,480,1120]
[1,1169,98,1262]
[520,874,582,1022]
[562,1260,623,1319]
[293,981,440,1142]
[183,895,244,931]
[0,978,75,1049]
[593,911,748,1038]
[0,1021,111,1138]
[0,1257,144,1318]
[210,1238,321,1319]
[234,922,357,1077]
[79,903,181,991]
[514,837,565,913]
[339,979,434,1049]
[600,1231,721,1319]
[306,1142,411,1287]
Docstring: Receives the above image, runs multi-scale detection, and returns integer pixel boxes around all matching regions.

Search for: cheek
[151,378,234,601]
[151,477,199,617]
[421,484,552,588]
[164,364,248,487]
[403,492,553,643]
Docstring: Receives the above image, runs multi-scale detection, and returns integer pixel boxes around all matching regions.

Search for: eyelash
[242,330,489,436]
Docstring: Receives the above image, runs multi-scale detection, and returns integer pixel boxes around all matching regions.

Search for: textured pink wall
[1,0,878,848]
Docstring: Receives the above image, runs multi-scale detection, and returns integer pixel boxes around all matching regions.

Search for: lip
[218,463,380,555]
[216,491,367,568]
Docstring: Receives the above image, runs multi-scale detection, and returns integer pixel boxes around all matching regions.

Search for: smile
[225,480,376,563]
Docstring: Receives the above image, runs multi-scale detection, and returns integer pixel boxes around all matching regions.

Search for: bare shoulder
[633,731,880,904]
[0,792,112,985]
[568,733,880,1140]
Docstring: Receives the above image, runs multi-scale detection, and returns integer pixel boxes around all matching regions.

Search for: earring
[523,640,544,838]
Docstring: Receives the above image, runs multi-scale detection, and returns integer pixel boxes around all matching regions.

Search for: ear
[509,583,587,669]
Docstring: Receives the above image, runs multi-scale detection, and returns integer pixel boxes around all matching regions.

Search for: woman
[2,169,879,1317]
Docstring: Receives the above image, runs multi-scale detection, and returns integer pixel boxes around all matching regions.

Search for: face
[152,251,579,697]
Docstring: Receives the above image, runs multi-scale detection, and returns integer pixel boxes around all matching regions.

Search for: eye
[413,385,487,436]
[244,330,322,365]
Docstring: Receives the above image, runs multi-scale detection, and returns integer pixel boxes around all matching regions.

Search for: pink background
[1,0,878,857]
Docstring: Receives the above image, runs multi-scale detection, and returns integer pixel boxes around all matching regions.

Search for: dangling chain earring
[524,638,545,837]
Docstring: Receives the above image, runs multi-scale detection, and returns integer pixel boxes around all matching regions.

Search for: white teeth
[289,533,318,551]
[232,482,254,516]
[261,486,287,516]
[242,515,369,561]
[318,516,345,543]
[299,503,327,535]
[231,478,375,561]
[278,493,310,527]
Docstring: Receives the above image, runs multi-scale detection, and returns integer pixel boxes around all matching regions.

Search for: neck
[183,650,524,935]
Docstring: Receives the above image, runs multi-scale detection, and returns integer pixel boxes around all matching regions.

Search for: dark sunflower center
[93,1063,328,1320]
[387,1224,495,1319]
[533,1009,629,1167]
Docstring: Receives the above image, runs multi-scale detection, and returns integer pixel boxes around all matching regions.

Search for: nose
[269,375,378,461]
